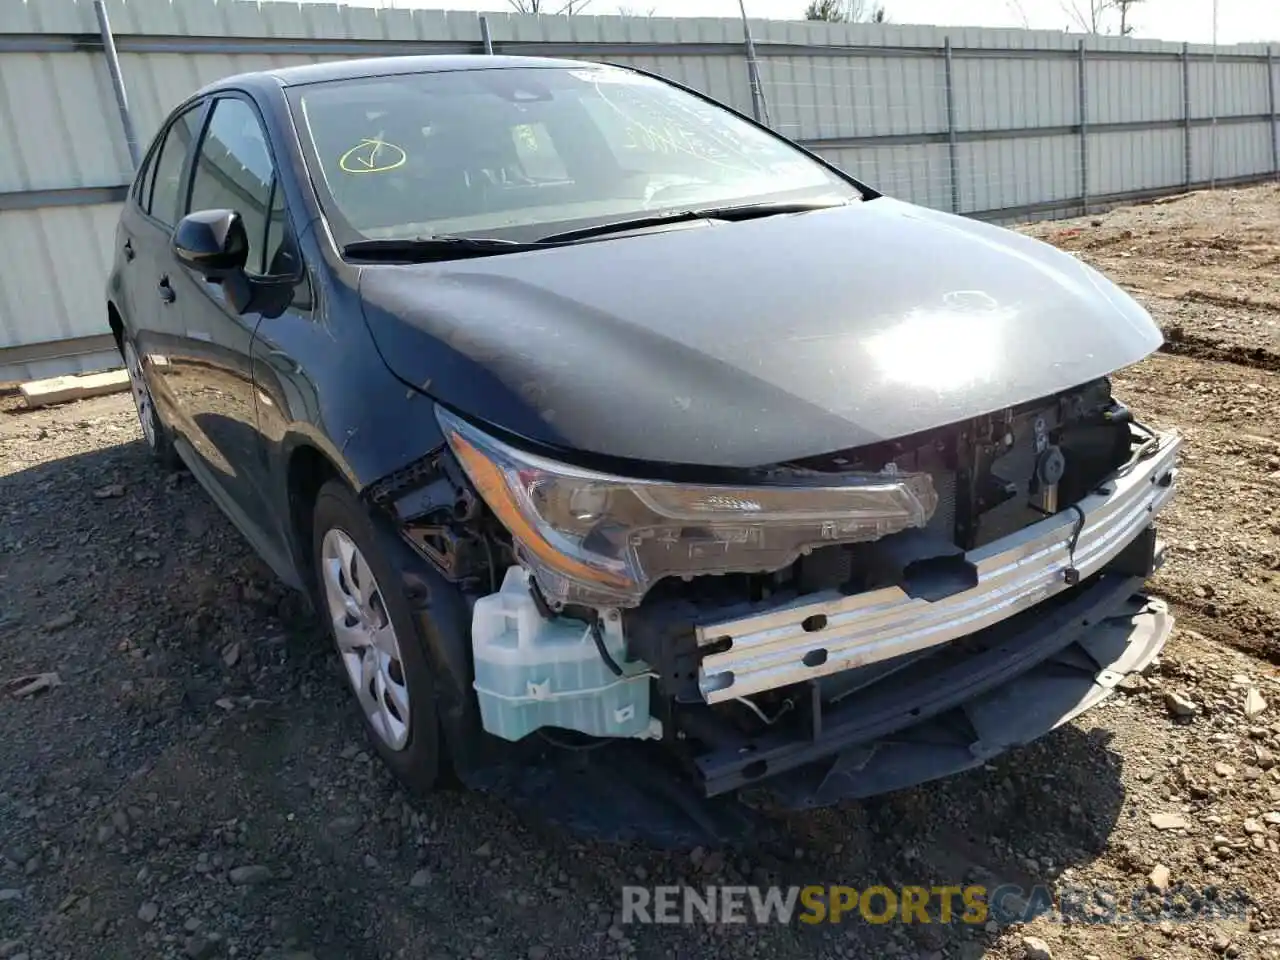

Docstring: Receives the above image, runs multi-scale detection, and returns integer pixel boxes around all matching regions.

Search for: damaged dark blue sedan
[105,54,1180,810]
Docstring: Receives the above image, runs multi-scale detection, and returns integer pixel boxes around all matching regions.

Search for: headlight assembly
[436,406,938,608]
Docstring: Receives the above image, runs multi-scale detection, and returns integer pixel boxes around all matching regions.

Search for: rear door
[124,99,208,431]
[110,128,158,347]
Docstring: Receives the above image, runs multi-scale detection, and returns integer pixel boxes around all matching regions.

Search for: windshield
[286,64,863,247]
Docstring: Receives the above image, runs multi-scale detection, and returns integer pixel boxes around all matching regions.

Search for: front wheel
[311,480,442,794]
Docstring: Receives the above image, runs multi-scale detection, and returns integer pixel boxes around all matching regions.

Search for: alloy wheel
[320,528,411,751]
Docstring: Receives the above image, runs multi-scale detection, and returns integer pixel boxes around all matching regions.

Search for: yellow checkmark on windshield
[338,139,407,174]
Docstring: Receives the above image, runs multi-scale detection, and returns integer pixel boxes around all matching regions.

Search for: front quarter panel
[250,226,448,556]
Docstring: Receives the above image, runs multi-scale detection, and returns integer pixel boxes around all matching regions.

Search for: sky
[319,0,1280,46]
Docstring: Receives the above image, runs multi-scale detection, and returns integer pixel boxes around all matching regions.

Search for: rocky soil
[1,185,1279,960]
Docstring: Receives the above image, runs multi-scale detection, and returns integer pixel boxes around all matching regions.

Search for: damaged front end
[369,377,1180,808]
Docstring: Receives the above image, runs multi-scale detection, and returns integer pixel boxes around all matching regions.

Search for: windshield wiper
[342,236,560,262]
[342,200,852,261]
[534,199,851,245]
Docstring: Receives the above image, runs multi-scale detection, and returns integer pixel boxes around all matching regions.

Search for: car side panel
[115,80,459,595]
[250,225,449,578]
[164,93,288,552]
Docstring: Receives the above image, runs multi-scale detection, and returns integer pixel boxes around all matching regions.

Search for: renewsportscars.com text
[620,884,1251,926]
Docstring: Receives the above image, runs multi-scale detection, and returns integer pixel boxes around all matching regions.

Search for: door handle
[158,277,176,304]
[123,239,135,262]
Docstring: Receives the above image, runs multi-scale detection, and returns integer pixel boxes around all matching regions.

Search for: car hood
[358,197,1162,469]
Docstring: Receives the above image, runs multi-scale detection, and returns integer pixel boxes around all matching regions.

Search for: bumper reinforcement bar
[695,430,1181,703]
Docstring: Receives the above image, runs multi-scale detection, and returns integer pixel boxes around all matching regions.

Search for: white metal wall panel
[0,0,94,34]
[1088,58,1182,125]
[1088,128,1183,196]
[953,56,1076,133]
[120,52,349,146]
[1190,122,1275,181]
[1217,60,1271,117]
[813,143,950,211]
[1272,59,1279,124]
[0,52,134,192]
[760,55,945,141]
[957,136,1082,214]
[0,349,121,386]
[1189,60,1272,119]
[0,203,118,347]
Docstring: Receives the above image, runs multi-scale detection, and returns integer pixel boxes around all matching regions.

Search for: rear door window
[147,105,204,227]
[132,140,155,207]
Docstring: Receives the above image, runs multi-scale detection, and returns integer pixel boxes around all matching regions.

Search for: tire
[121,336,181,471]
[311,479,442,794]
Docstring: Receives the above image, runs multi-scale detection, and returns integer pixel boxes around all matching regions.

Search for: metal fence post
[1209,0,1219,189]
[93,0,140,171]
[1268,44,1278,177]
[479,14,494,55]
[736,0,770,127]
[943,38,959,214]
[1077,39,1088,215]
[1181,42,1192,186]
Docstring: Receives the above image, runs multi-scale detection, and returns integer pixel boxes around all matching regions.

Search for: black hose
[481,535,497,595]
[527,579,555,620]
[590,617,625,677]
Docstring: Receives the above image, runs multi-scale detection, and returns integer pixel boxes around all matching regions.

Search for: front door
[162,94,283,555]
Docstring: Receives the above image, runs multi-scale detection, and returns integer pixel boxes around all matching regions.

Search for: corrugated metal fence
[0,0,1277,382]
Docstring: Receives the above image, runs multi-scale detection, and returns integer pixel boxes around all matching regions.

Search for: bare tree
[805,0,843,19]
[507,0,597,12]
[805,0,887,22]
[1005,0,1031,28]
[1059,0,1110,33]
[1114,0,1144,36]
[616,3,657,13]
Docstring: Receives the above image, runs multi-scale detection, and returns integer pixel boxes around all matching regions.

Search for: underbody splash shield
[696,430,1181,704]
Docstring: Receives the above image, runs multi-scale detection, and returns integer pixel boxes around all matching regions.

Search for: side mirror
[172,209,249,279]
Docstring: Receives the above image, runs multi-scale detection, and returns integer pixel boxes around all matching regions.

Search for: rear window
[287,65,859,245]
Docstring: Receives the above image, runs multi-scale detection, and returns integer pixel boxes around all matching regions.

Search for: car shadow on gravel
[1,437,1133,960]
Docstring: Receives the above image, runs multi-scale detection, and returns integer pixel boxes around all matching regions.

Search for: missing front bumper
[695,430,1181,704]
[691,572,1171,804]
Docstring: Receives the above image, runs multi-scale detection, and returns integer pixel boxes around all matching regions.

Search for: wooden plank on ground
[20,368,130,409]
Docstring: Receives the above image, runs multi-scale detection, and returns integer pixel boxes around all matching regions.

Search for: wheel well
[288,445,341,589]
[107,303,125,355]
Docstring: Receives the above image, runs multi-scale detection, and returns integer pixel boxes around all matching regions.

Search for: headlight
[436,406,938,608]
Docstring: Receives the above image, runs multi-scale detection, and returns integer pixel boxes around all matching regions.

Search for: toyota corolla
[105,55,1179,808]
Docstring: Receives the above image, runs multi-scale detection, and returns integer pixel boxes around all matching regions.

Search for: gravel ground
[2,185,1279,960]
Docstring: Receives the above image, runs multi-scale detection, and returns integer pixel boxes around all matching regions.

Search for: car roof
[195,54,608,97]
